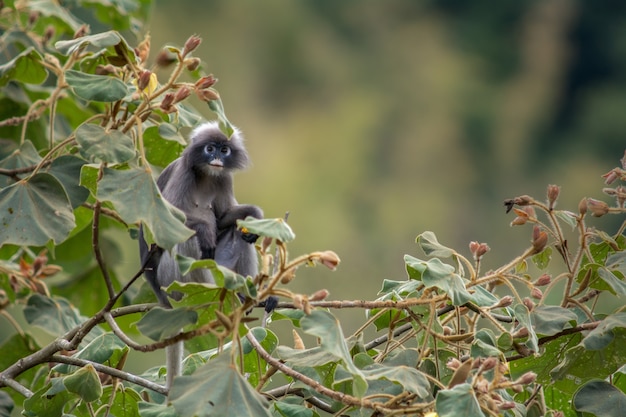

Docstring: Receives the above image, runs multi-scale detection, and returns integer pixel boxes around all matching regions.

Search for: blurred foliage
[1,1,626,416]
[146,0,626,315]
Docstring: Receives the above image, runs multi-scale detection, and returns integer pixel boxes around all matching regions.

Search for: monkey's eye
[204,144,216,154]
[220,146,231,156]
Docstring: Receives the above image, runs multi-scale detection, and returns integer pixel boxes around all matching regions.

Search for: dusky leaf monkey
[139,122,262,389]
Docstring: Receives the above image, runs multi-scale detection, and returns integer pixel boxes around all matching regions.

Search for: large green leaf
[0,47,48,87]
[416,231,456,258]
[54,333,128,374]
[75,124,136,163]
[65,69,129,102]
[238,217,296,242]
[63,364,103,403]
[360,362,430,398]
[301,310,367,397]
[28,0,83,32]
[207,98,234,137]
[135,306,198,341]
[405,257,471,306]
[46,155,90,208]
[143,124,185,168]
[0,173,75,247]
[583,312,626,350]
[23,383,73,417]
[170,353,271,417]
[513,303,538,352]
[573,380,626,417]
[89,166,194,250]
[596,267,626,296]
[531,305,577,336]
[436,383,485,417]
[23,294,104,341]
[550,328,626,394]
[55,30,128,56]
[0,140,42,188]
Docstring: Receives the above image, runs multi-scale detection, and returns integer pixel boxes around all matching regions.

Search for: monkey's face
[203,141,232,173]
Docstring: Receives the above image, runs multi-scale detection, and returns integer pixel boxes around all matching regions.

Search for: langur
[139,122,262,389]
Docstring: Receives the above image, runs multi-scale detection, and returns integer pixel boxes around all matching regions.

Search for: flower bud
[446,357,462,370]
[481,356,498,372]
[28,11,39,26]
[491,295,513,309]
[280,267,296,284]
[195,88,220,102]
[523,297,535,311]
[547,184,560,210]
[156,49,177,67]
[185,57,201,72]
[135,35,150,63]
[183,35,202,56]
[534,273,551,286]
[617,185,626,208]
[309,289,329,301]
[469,241,490,260]
[531,226,548,254]
[499,401,516,411]
[195,75,217,89]
[578,197,588,216]
[586,198,609,217]
[136,70,153,92]
[159,93,175,113]
[530,287,543,300]
[602,169,619,185]
[293,330,305,350]
[515,371,537,385]
[43,25,55,44]
[512,327,529,339]
[173,86,191,104]
[73,24,89,39]
[95,64,116,76]
[318,251,340,270]
[515,195,533,206]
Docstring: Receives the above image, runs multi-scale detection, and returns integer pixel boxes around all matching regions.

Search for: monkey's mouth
[209,160,224,168]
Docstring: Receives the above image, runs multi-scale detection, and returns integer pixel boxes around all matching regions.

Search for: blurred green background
[128,0,624,332]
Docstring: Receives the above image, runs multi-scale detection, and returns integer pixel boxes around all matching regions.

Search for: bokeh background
[136,0,624,333]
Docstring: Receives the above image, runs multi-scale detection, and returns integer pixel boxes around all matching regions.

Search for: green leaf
[573,380,626,417]
[75,124,136,163]
[555,210,578,230]
[420,258,471,306]
[361,362,430,398]
[45,155,90,208]
[63,364,103,403]
[436,383,485,417]
[273,401,314,417]
[238,217,296,242]
[143,124,185,167]
[513,303,538,352]
[23,382,73,417]
[55,30,127,56]
[241,327,279,389]
[0,140,42,188]
[207,98,234,137]
[92,166,194,250]
[54,333,128,374]
[65,69,129,102]
[583,312,626,350]
[550,328,626,394]
[416,231,456,257]
[138,401,177,417]
[170,353,271,417]
[301,311,368,397]
[404,254,425,279]
[23,294,104,341]
[597,267,626,295]
[531,305,577,336]
[28,0,83,32]
[0,173,75,247]
[531,246,552,270]
[0,47,47,87]
[135,306,198,341]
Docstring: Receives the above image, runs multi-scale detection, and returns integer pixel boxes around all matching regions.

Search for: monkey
[138,121,263,389]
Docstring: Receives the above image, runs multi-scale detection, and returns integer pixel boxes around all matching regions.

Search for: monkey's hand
[240,227,259,244]
[261,296,279,314]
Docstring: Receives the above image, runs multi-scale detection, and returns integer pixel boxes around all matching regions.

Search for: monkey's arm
[217,204,263,229]
[185,215,217,259]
